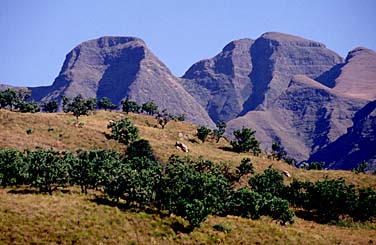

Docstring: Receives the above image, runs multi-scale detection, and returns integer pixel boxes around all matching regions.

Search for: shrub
[26,149,71,194]
[98,97,117,111]
[156,109,175,129]
[158,155,231,228]
[126,139,156,161]
[249,167,285,197]
[62,95,96,123]
[225,187,263,219]
[0,149,27,187]
[42,100,58,113]
[197,126,211,143]
[121,98,140,114]
[142,101,159,115]
[213,121,226,143]
[107,118,139,145]
[104,157,162,206]
[230,127,260,155]
[237,158,255,176]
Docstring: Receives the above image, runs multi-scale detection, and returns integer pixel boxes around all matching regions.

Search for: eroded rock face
[318,47,376,100]
[308,100,376,170]
[227,75,367,162]
[30,36,214,127]
[181,32,344,122]
[181,38,254,123]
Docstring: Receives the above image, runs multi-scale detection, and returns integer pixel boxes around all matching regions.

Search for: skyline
[1,0,375,87]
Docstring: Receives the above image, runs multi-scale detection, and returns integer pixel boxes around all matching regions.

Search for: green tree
[42,100,58,113]
[159,155,231,228]
[0,149,27,187]
[307,162,325,170]
[142,101,159,115]
[197,126,211,143]
[26,149,71,194]
[213,121,226,143]
[127,139,156,161]
[62,95,96,123]
[98,97,117,111]
[107,118,139,145]
[121,98,140,114]
[352,161,367,174]
[17,100,40,113]
[249,167,285,197]
[237,158,255,176]
[271,142,286,160]
[230,127,260,155]
[0,88,17,109]
[156,109,175,129]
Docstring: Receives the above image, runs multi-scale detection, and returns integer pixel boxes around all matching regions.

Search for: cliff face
[30,36,214,127]
[227,75,366,162]
[181,32,344,122]
[181,38,254,122]
[308,100,376,170]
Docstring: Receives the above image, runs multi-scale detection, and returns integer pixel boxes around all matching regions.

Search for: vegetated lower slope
[1,109,376,244]
[1,188,375,244]
[1,109,375,188]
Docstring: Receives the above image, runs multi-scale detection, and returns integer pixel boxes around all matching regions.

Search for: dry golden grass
[1,109,376,244]
[0,188,375,244]
[1,109,376,189]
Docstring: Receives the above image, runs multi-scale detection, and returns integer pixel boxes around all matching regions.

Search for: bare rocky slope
[29,36,214,127]
[181,32,375,168]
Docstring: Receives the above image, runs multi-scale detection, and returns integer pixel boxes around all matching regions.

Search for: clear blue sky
[1,0,375,87]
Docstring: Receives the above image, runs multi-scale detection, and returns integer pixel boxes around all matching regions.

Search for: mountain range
[2,32,375,170]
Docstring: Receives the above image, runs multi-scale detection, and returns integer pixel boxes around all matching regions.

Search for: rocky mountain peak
[260,32,326,48]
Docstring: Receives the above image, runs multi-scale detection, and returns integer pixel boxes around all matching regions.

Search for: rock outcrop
[227,75,367,162]
[30,37,214,127]
[308,100,376,170]
[181,32,344,122]
[317,47,376,100]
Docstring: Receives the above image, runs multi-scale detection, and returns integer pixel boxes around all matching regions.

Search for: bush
[107,118,139,145]
[260,194,294,225]
[225,187,263,219]
[126,139,156,161]
[156,109,175,129]
[98,97,117,111]
[25,149,71,193]
[213,121,226,143]
[197,126,211,143]
[271,142,286,160]
[104,157,162,206]
[142,101,159,115]
[121,98,140,114]
[230,127,260,155]
[249,167,285,197]
[42,100,58,113]
[158,155,231,227]
[0,149,27,187]
[62,95,96,122]
[237,158,255,176]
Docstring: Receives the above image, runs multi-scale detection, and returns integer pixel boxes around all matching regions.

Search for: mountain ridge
[1,32,375,169]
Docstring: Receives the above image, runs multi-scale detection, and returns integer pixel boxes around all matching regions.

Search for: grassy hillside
[1,109,376,244]
[1,188,375,244]
[1,109,375,188]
